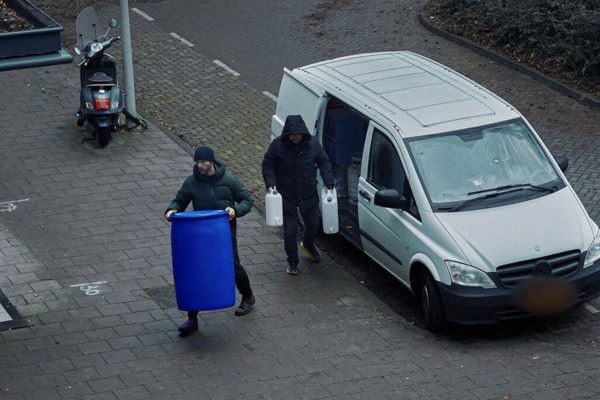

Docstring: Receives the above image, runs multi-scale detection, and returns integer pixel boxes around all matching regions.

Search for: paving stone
[88,376,126,393]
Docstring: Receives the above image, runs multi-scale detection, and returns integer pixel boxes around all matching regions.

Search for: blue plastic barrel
[170,210,235,311]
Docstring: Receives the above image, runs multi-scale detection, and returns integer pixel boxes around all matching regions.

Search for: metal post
[120,0,137,129]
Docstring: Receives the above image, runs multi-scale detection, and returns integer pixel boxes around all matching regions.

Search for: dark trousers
[188,223,252,319]
[283,200,320,266]
[231,225,252,297]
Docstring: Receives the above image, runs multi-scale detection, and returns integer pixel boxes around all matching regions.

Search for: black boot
[234,294,255,316]
[177,315,198,336]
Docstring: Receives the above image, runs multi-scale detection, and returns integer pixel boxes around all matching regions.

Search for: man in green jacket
[165,146,255,336]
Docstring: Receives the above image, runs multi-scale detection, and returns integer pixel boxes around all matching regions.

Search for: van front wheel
[420,273,447,332]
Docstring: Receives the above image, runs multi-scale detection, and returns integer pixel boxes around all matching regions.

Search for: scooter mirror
[109,18,119,28]
[74,47,81,55]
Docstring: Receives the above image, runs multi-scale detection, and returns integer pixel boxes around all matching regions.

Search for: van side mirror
[554,154,569,172]
[374,189,408,209]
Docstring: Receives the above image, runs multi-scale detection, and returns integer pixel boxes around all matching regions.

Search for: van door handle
[359,190,371,201]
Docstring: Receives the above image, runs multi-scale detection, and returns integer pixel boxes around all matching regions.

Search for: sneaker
[234,294,256,316]
[286,264,299,275]
[177,318,198,336]
[300,242,321,263]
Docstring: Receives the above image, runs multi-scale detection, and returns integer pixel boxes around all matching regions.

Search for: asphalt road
[134,0,432,95]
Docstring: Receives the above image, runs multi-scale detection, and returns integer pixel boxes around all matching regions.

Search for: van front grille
[495,250,581,288]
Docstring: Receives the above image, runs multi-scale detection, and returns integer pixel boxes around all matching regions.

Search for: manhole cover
[144,286,177,309]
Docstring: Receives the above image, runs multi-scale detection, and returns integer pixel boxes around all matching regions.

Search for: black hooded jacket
[262,115,334,207]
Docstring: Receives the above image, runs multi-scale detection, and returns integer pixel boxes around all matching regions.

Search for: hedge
[429,0,600,78]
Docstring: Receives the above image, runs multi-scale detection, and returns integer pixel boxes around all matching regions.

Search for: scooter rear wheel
[97,127,111,148]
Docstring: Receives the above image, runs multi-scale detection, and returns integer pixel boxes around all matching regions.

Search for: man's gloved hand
[225,207,236,221]
[165,209,177,222]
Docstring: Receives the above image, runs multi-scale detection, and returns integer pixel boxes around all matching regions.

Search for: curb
[419,11,600,110]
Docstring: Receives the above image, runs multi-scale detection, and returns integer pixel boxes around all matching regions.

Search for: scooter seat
[88,72,115,84]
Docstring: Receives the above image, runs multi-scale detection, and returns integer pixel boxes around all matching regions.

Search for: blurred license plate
[516,277,577,315]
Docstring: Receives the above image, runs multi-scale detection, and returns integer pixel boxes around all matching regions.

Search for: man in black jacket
[165,146,255,336]
[262,115,335,275]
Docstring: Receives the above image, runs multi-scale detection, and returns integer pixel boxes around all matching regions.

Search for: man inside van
[165,146,256,336]
[262,115,335,275]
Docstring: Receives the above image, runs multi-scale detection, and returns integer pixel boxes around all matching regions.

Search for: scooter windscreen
[76,7,101,49]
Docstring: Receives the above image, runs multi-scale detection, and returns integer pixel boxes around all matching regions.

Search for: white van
[271,51,600,331]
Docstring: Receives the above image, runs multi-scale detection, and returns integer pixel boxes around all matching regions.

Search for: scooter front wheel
[97,127,111,147]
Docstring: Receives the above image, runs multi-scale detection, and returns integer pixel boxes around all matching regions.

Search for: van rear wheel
[420,273,447,332]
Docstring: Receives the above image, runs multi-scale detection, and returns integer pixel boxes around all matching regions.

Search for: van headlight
[445,261,496,289]
[584,231,600,268]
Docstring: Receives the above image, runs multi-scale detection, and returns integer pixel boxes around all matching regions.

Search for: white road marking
[584,303,600,314]
[0,198,29,213]
[70,281,107,296]
[169,32,194,47]
[262,91,278,102]
[179,37,194,47]
[131,8,154,21]
[213,60,240,77]
[70,281,108,287]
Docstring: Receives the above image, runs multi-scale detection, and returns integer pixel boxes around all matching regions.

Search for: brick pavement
[0,2,600,400]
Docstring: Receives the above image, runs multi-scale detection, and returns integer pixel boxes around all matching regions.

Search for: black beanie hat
[194,146,215,162]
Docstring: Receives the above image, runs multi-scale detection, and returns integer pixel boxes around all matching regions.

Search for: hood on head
[282,115,310,141]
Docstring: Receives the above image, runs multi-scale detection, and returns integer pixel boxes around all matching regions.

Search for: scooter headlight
[584,230,600,268]
[445,261,496,289]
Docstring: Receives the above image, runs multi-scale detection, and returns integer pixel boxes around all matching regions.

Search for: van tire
[420,272,447,332]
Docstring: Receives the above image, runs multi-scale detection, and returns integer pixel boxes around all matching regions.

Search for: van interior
[320,97,368,247]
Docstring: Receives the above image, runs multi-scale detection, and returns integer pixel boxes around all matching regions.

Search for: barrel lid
[170,209,228,221]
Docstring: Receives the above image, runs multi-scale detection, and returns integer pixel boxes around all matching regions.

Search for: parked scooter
[74,7,122,147]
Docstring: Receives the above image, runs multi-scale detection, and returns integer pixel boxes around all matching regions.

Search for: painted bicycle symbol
[0,199,29,213]
[70,281,107,296]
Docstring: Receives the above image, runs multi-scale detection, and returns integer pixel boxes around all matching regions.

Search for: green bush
[430,0,600,77]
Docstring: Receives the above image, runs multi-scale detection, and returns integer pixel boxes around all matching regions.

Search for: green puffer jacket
[165,161,253,217]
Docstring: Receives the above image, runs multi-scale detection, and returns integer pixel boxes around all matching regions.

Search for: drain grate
[144,285,178,309]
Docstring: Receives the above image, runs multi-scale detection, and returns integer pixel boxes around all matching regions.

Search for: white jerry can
[321,187,339,234]
[265,188,283,226]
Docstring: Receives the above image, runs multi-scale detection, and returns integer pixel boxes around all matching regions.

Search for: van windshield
[406,119,564,212]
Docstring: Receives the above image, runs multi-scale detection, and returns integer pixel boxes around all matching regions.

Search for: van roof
[293,51,521,137]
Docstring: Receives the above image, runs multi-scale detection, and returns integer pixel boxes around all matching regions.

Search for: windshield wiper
[443,183,556,212]
[446,192,505,212]
[467,183,556,196]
